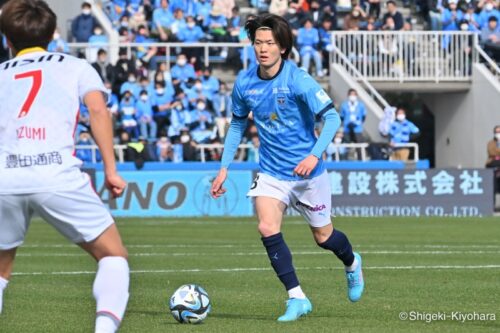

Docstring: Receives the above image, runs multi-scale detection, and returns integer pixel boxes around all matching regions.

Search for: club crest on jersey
[269,112,278,121]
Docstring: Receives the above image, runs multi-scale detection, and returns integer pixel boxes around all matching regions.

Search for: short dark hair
[386,0,396,6]
[488,16,498,23]
[348,88,357,95]
[245,14,294,60]
[0,0,56,51]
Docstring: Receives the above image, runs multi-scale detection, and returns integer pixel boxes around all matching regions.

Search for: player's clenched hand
[294,155,319,178]
[210,168,227,199]
[105,172,127,198]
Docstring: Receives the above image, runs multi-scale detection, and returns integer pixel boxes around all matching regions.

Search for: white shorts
[0,180,114,250]
[247,171,332,228]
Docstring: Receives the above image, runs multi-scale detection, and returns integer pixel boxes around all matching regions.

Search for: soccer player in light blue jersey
[210,14,365,322]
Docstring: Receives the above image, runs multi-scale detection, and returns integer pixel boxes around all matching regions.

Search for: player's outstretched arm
[294,108,340,177]
[85,91,127,198]
[210,116,248,199]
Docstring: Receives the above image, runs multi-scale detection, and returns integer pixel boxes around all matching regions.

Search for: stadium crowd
[2,0,499,165]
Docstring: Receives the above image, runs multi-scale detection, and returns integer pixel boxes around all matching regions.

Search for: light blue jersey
[232,60,334,180]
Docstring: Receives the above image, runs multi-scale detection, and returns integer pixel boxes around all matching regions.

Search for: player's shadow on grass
[210,313,272,321]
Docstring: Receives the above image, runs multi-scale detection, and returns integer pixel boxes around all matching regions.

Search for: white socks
[93,257,130,333]
[0,276,8,314]
[346,257,359,272]
[288,285,306,299]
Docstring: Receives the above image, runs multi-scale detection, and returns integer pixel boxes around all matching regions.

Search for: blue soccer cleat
[277,297,312,322]
[346,252,364,302]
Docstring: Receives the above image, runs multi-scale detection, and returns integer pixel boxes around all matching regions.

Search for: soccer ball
[169,284,211,324]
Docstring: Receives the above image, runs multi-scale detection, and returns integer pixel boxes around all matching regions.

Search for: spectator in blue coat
[297,18,324,77]
[389,107,420,161]
[441,0,464,31]
[151,81,174,134]
[200,66,220,101]
[136,90,158,140]
[71,2,98,42]
[119,91,139,139]
[75,131,102,163]
[168,97,192,140]
[171,53,197,85]
[153,0,175,41]
[195,0,212,26]
[477,0,500,29]
[189,99,214,143]
[48,28,70,53]
[120,73,142,98]
[339,89,367,144]
[178,15,206,69]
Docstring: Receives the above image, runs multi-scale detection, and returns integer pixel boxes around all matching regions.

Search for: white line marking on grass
[16,250,500,257]
[12,265,500,276]
[22,244,500,249]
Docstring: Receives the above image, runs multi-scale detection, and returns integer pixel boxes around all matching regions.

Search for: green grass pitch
[2,217,499,332]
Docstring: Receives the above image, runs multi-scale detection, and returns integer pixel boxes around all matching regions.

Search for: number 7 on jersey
[15,69,42,118]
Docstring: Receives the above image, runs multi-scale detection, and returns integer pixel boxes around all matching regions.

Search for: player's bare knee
[257,221,279,237]
[312,228,333,245]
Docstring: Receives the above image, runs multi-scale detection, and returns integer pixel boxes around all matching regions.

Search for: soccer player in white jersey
[210,14,365,321]
[0,1,129,332]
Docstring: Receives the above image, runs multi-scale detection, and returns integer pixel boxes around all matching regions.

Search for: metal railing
[330,44,390,109]
[76,142,420,163]
[68,41,254,69]
[332,31,477,82]
[474,42,500,79]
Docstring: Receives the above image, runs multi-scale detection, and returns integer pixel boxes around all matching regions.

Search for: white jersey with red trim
[0,49,106,194]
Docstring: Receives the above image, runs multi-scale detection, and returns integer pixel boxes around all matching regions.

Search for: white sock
[288,286,306,299]
[345,257,359,272]
[93,257,129,333]
[0,277,8,314]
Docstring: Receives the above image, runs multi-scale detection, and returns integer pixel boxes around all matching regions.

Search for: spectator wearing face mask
[326,131,348,161]
[91,49,115,84]
[71,2,98,42]
[343,5,367,30]
[441,0,464,31]
[486,125,500,167]
[171,54,197,86]
[200,66,220,101]
[478,0,500,29]
[189,99,215,143]
[168,97,192,141]
[47,28,70,53]
[120,91,139,139]
[177,16,205,70]
[75,131,102,163]
[152,81,174,134]
[339,89,367,144]
[120,73,142,97]
[136,90,157,140]
[86,25,108,62]
[389,107,420,161]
